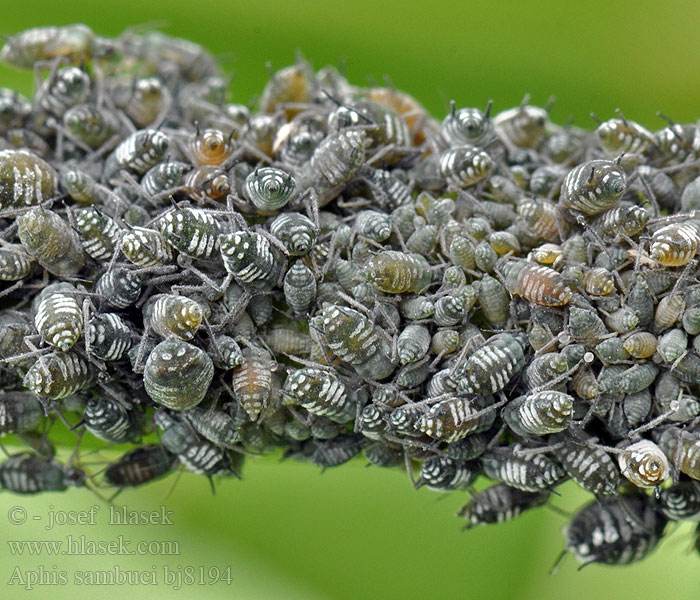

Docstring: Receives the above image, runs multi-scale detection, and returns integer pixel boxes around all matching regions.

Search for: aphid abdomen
[503,261,572,306]
[458,483,550,528]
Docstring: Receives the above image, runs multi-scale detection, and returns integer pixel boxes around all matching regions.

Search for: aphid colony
[1,24,700,569]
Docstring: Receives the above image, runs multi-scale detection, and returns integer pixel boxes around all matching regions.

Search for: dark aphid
[458,483,550,528]
[397,324,431,365]
[482,445,566,492]
[245,167,296,213]
[84,396,141,444]
[206,335,243,369]
[36,66,91,118]
[231,349,275,421]
[658,481,700,521]
[24,351,95,399]
[358,403,390,440]
[522,353,568,390]
[568,306,608,346]
[592,204,649,240]
[156,207,221,260]
[103,129,170,180]
[440,101,493,148]
[438,145,494,188]
[34,284,82,351]
[0,88,31,131]
[75,206,121,262]
[399,295,435,320]
[617,439,670,489]
[269,212,317,256]
[559,159,626,216]
[93,267,142,309]
[594,112,655,157]
[0,24,94,68]
[0,244,34,280]
[564,495,667,567]
[184,405,241,448]
[657,328,687,363]
[219,230,283,290]
[493,100,549,148]
[305,434,367,469]
[0,453,84,494]
[552,435,621,497]
[653,115,698,165]
[105,445,177,488]
[121,226,174,267]
[502,391,573,436]
[283,261,317,317]
[87,313,132,361]
[0,391,43,436]
[503,261,572,307]
[62,103,119,149]
[364,251,432,294]
[143,294,203,341]
[475,274,509,328]
[141,161,187,197]
[283,367,353,424]
[143,339,214,410]
[650,222,700,267]
[458,333,527,395]
[418,456,477,492]
[354,209,392,243]
[364,442,404,468]
[418,395,496,442]
[0,149,58,209]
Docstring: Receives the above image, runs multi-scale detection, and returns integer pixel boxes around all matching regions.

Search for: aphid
[0,453,84,494]
[438,145,494,188]
[616,363,658,394]
[283,261,317,317]
[482,445,566,492]
[0,149,58,209]
[143,294,203,341]
[260,62,315,114]
[304,434,367,469]
[493,100,549,148]
[657,328,688,363]
[559,159,627,216]
[24,351,96,399]
[0,88,31,131]
[650,223,700,267]
[34,284,82,351]
[121,226,174,267]
[364,442,404,468]
[75,207,121,262]
[502,391,573,436]
[475,274,509,328]
[156,207,221,260]
[550,435,620,497]
[658,481,700,521]
[591,204,649,239]
[458,483,550,528]
[418,456,477,492]
[568,306,609,346]
[457,333,527,395]
[219,230,283,290]
[121,77,169,128]
[363,251,432,294]
[654,294,686,330]
[185,405,241,448]
[503,261,572,306]
[83,396,141,444]
[87,313,132,361]
[563,495,667,566]
[0,391,43,436]
[93,267,142,309]
[488,230,520,255]
[231,349,275,420]
[656,427,700,481]
[582,267,615,296]
[182,165,231,203]
[354,210,392,242]
[283,367,354,423]
[103,129,170,180]
[682,306,700,334]
[141,161,187,197]
[593,111,655,156]
[618,440,669,489]
[653,115,698,165]
[269,212,317,256]
[143,339,214,410]
[0,245,34,280]
[622,332,657,359]
[440,101,493,148]
[105,445,177,488]
[431,329,460,356]
[245,167,296,213]
[36,67,91,118]
[418,396,496,442]
[433,293,466,327]
[449,235,476,270]
[62,103,119,149]
[0,24,94,68]
[399,295,435,320]
[595,337,630,364]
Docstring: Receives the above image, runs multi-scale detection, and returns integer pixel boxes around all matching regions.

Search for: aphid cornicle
[438,145,494,188]
[105,446,177,488]
[0,454,84,494]
[87,313,132,361]
[458,483,550,528]
[144,294,203,341]
[0,391,43,436]
[364,251,432,294]
[156,207,221,260]
[219,230,283,290]
[503,261,572,306]
[24,351,96,399]
[0,149,58,209]
[650,222,700,267]
[143,339,214,410]
[564,495,667,567]
[502,391,573,436]
[559,159,627,216]
[458,333,527,395]
[482,445,566,492]
[34,283,82,351]
[75,207,121,262]
[245,167,296,213]
[83,396,142,444]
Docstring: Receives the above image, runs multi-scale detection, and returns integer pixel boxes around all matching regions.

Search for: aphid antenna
[549,548,569,575]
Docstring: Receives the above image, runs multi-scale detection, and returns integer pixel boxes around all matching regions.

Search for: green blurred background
[1,1,700,598]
